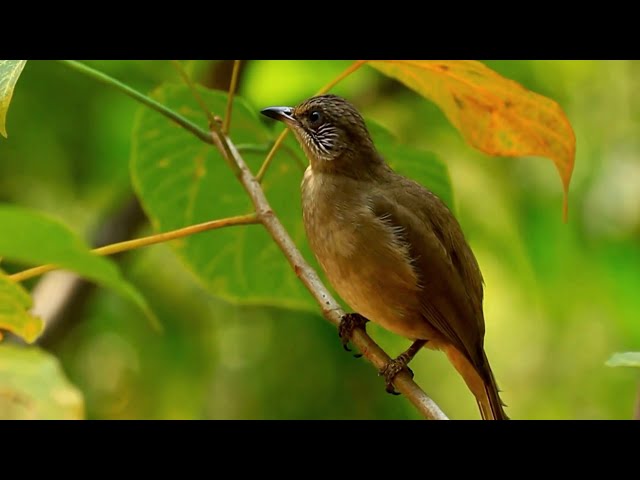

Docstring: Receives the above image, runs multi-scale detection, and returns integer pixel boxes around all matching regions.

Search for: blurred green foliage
[1,60,639,419]
[0,204,154,332]
[0,343,84,419]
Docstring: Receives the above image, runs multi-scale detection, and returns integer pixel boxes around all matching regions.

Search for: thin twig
[170,60,216,127]
[255,60,368,182]
[317,60,369,95]
[170,60,240,178]
[9,214,259,283]
[634,383,640,420]
[256,130,290,183]
[223,60,242,134]
[237,143,306,172]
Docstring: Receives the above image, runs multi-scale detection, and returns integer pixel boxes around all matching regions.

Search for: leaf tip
[606,352,640,368]
[147,310,164,334]
[23,316,45,344]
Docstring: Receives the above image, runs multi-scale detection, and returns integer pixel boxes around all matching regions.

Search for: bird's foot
[378,339,427,395]
[338,313,369,357]
[379,354,415,396]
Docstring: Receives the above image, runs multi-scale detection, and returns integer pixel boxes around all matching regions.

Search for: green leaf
[0,205,159,330]
[131,84,453,311]
[0,270,43,343]
[132,84,313,310]
[0,60,27,138]
[0,344,84,419]
[606,352,640,368]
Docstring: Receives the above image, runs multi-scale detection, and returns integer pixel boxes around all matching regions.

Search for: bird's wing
[369,180,486,370]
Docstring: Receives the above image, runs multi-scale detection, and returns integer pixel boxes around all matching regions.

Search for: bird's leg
[379,339,428,395]
[338,313,369,357]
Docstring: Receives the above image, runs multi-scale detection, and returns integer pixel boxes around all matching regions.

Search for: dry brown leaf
[368,60,576,220]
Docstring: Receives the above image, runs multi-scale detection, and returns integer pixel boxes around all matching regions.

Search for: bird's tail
[478,351,509,420]
[442,344,509,420]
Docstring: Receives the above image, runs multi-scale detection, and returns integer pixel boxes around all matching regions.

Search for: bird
[261,94,508,420]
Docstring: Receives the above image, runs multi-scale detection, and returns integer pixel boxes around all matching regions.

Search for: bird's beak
[260,106,295,125]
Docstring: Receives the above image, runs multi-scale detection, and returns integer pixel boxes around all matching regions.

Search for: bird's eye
[308,110,322,125]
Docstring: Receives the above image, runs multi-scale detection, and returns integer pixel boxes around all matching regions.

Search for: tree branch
[213,131,448,420]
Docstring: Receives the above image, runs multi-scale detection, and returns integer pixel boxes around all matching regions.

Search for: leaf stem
[237,143,306,172]
[58,60,213,145]
[170,60,216,127]
[316,60,368,95]
[255,60,368,182]
[9,213,259,283]
[223,60,242,134]
[255,130,290,182]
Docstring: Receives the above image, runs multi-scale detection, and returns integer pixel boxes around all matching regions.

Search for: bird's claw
[379,356,415,396]
[338,313,368,356]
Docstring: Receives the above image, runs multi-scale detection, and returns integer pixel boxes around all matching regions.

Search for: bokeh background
[1,60,638,419]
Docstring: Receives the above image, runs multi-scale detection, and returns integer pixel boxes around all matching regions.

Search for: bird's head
[261,94,380,174]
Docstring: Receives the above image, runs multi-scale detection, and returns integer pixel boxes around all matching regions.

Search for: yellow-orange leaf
[367,60,576,220]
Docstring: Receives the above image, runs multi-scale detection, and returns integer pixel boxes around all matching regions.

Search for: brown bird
[261,94,508,420]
